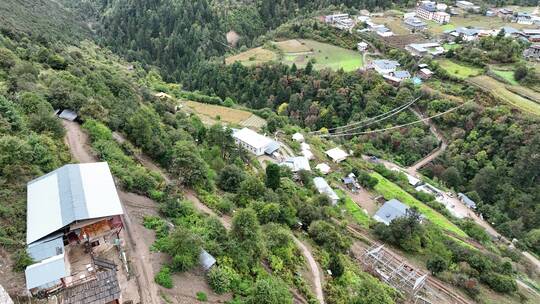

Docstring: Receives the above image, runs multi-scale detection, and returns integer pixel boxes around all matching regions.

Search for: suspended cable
[317,104,465,138]
[309,96,421,134]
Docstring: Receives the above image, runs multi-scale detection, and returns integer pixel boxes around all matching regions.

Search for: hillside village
[1,1,540,304]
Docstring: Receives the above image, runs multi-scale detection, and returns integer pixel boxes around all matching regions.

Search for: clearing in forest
[225,47,277,66]
[182,100,266,129]
[467,76,540,116]
[370,172,467,237]
[226,39,363,72]
[436,59,482,79]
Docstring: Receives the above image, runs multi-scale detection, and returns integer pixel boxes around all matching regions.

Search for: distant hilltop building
[406,42,445,57]
[324,13,354,30]
[456,1,480,12]
[416,2,450,24]
[404,17,428,31]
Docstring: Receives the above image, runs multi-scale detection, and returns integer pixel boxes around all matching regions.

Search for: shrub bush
[155,266,173,288]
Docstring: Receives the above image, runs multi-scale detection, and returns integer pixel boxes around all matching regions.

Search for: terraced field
[437,59,483,79]
[467,76,540,116]
[182,100,266,129]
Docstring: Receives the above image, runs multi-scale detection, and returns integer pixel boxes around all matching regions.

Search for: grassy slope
[336,189,370,227]
[226,39,363,72]
[468,76,540,116]
[492,70,518,85]
[370,172,467,237]
[437,59,483,79]
[0,0,90,42]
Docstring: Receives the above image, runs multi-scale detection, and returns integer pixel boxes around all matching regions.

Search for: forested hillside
[0,0,91,42]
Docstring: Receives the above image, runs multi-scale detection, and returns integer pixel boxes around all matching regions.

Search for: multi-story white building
[433,11,450,24]
[416,2,450,23]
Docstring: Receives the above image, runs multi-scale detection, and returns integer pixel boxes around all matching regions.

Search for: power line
[309,96,421,134]
[317,104,466,138]
[327,96,422,136]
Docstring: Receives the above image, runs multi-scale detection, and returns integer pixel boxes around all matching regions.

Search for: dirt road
[62,120,161,304]
[128,147,325,303]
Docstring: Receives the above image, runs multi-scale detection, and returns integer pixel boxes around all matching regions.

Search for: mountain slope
[0,0,91,42]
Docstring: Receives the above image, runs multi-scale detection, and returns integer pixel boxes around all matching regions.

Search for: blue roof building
[373,199,409,225]
[458,193,477,209]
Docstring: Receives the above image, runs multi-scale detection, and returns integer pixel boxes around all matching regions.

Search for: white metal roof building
[25,253,67,290]
[280,156,311,172]
[313,177,339,205]
[325,147,348,163]
[301,149,314,160]
[199,250,216,271]
[26,162,124,245]
[232,128,277,156]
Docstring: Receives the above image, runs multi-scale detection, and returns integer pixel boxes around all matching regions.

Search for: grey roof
[373,199,409,225]
[264,141,280,154]
[58,109,77,121]
[62,270,120,304]
[27,233,64,262]
[455,27,480,36]
[501,26,522,35]
[25,253,67,290]
[376,26,390,33]
[372,59,400,70]
[393,70,411,79]
[420,3,437,12]
[404,18,427,27]
[26,163,123,244]
[281,156,311,172]
[458,193,476,208]
[199,250,216,271]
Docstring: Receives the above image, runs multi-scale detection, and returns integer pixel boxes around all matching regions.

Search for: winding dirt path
[62,120,161,304]
[111,130,325,303]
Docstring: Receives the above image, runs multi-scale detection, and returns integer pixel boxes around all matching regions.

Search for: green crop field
[370,172,467,237]
[437,59,483,79]
[468,76,540,116]
[428,15,531,35]
[492,70,518,85]
[226,39,363,72]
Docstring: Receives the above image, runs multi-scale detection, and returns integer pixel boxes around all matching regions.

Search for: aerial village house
[313,177,340,205]
[404,17,428,31]
[357,41,368,52]
[514,12,533,25]
[371,59,400,75]
[325,147,348,163]
[232,127,280,156]
[373,199,410,225]
[406,42,445,57]
[523,44,540,60]
[375,26,394,37]
[25,162,124,303]
[456,1,480,12]
[416,2,450,24]
[280,156,311,172]
[458,193,477,209]
[418,67,434,79]
[383,70,411,86]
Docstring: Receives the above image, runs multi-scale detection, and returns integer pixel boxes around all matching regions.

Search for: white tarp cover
[26,162,123,244]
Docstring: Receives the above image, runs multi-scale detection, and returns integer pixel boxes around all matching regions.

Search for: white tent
[292,132,305,142]
[325,147,348,163]
[315,163,331,174]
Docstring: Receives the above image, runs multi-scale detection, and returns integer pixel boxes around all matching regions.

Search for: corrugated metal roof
[458,193,476,208]
[313,177,339,204]
[25,254,67,290]
[27,162,123,244]
[373,199,409,225]
[199,250,216,271]
[58,109,77,121]
[264,141,281,154]
[27,233,64,262]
